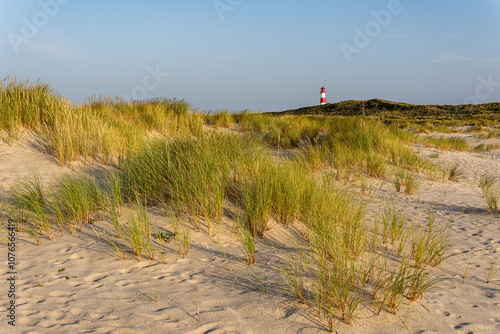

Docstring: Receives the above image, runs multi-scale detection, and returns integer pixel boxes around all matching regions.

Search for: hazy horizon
[2,0,500,112]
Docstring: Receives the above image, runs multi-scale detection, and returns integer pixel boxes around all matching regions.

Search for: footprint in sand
[55,246,73,254]
[453,322,471,330]
[184,323,226,334]
[68,253,85,260]
[69,307,83,316]
[47,310,66,321]
[83,273,108,283]
[49,290,75,298]
[114,279,133,287]
[25,310,41,317]
[155,275,170,280]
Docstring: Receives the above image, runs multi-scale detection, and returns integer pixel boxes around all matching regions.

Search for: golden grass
[1,78,463,329]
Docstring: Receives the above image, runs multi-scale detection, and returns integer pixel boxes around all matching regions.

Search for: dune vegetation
[1,77,480,328]
[275,98,500,122]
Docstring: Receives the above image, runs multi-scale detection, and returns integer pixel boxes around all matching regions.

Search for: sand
[1,130,500,334]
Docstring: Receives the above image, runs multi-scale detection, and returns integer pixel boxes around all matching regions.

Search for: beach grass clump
[240,114,322,149]
[278,244,309,303]
[117,198,157,261]
[366,153,386,178]
[291,118,432,180]
[231,109,251,124]
[427,206,437,233]
[403,171,422,195]
[410,228,427,267]
[486,257,499,283]
[270,163,307,227]
[277,222,448,327]
[26,197,53,240]
[479,174,496,195]
[462,257,474,284]
[278,236,363,326]
[119,139,172,203]
[471,143,500,152]
[120,132,275,236]
[238,161,275,238]
[0,78,119,165]
[109,205,123,238]
[447,164,462,182]
[379,260,410,315]
[169,212,191,258]
[7,167,126,239]
[484,187,499,214]
[82,96,198,137]
[45,96,201,166]
[165,138,226,232]
[136,200,156,260]
[322,119,381,177]
[0,77,65,144]
[39,107,123,167]
[1,78,204,165]
[419,135,468,151]
[396,145,430,172]
[206,109,235,128]
[124,211,144,261]
[238,223,256,266]
[331,142,362,182]
[105,237,126,260]
[3,197,41,246]
[12,168,46,209]
[51,172,108,233]
[393,168,405,192]
[410,223,451,268]
[294,142,326,172]
[22,220,43,246]
[406,267,443,302]
[381,204,410,245]
[316,256,361,325]
[301,178,366,261]
[105,171,124,216]
[277,179,373,325]
[121,134,253,232]
[377,258,442,314]
[237,112,272,133]
[120,130,275,237]
[11,168,55,240]
[479,175,499,213]
[39,110,78,166]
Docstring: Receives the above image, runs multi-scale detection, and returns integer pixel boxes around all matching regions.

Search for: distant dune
[272,99,500,120]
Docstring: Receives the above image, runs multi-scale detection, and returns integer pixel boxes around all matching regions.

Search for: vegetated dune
[274,98,500,121]
[2,129,500,334]
[1,79,500,333]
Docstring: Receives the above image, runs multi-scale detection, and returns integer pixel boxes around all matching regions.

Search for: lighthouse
[320,86,326,105]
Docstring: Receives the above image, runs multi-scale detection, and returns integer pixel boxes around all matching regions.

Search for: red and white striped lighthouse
[320,86,326,105]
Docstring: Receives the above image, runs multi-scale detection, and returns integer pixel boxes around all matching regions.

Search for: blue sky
[2,0,500,111]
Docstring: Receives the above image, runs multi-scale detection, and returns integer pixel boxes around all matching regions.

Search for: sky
[1,0,500,112]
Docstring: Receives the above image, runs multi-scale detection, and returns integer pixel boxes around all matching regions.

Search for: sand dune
[1,131,500,334]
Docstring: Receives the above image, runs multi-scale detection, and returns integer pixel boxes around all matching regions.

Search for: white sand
[1,131,500,334]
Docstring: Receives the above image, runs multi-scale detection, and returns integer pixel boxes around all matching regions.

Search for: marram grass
[1,77,461,330]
